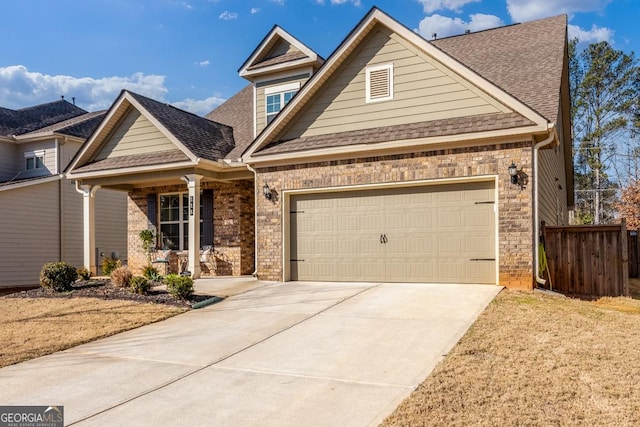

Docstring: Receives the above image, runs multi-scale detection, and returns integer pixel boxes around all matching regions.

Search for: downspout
[533,123,558,286]
[245,162,259,277]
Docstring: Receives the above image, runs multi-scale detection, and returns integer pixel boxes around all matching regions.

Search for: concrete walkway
[0,280,501,426]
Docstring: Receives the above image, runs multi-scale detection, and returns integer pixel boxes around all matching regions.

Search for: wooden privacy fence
[629,231,639,278]
[541,220,629,297]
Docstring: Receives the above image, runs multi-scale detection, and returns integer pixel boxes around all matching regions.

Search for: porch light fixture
[262,183,273,200]
[508,162,518,185]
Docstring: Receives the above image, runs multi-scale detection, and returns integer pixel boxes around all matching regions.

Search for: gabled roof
[206,84,254,161]
[243,8,558,160]
[432,14,566,123]
[68,90,236,176]
[0,100,87,137]
[239,25,324,79]
[19,111,106,139]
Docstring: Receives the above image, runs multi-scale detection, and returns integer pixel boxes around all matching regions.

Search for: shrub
[76,267,91,280]
[164,274,194,300]
[129,276,151,295]
[142,265,162,282]
[111,266,132,288]
[101,257,121,275]
[40,262,78,292]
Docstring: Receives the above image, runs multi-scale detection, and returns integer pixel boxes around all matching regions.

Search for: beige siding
[61,140,82,172]
[17,140,56,178]
[61,184,128,270]
[95,189,128,264]
[256,74,310,136]
[266,40,300,58]
[538,107,569,226]
[0,142,16,181]
[282,26,511,140]
[62,178,83,267]
[95,109,176,160]
[0,180,60,286]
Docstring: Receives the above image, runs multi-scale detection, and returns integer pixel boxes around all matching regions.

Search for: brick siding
[127,179,255,276]
[255,142,535,289]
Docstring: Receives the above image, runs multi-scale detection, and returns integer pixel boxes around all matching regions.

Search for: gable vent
[366,63,393,103]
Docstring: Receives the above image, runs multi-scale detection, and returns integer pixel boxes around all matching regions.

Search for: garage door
[289,182,496,283]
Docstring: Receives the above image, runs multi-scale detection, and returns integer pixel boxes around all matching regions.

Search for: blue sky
[0,0,636,115]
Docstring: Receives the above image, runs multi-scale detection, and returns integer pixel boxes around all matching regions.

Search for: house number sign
[189,196,194,216]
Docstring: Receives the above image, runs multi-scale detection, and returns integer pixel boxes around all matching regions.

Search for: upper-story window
[265,82,301,124]
[24,151,45,170]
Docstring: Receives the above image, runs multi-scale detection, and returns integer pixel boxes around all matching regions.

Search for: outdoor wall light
[263,183,273,200]
[508,162,518,185]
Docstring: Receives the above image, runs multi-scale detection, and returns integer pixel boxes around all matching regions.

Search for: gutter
[533,123,558,286]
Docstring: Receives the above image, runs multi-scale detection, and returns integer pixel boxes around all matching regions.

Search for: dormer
[239,26,324,137]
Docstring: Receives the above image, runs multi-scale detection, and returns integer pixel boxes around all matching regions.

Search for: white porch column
[76,183,100,275]
[182,174,202,279]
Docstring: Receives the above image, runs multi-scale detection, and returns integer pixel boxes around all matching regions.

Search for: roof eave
[245,123,548,166]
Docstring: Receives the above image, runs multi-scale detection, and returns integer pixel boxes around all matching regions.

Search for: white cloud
[218,11,238,20]
[506,0,611,22]
[270,0,285,5]
[417,13,504,39]
[0,65,168,111]
[0,65,226,116]
[196,60,210,67]
[568,23,614,43]
[180,1,193,10]
[328,0,362,5]
[250,7,260,14]
[171,95,226,116]
[416,0,480,13]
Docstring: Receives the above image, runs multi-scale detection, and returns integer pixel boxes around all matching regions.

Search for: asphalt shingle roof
[247,51,310,71]
[72,149,190,174]
[128,91,235,161]
[255,112,535,156]
[432,14,566,122]
[0,100,88,136]
[205,85,254,161]
[22,111,106,139]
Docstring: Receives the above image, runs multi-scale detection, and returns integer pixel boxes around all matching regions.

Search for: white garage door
[289,182,496,284]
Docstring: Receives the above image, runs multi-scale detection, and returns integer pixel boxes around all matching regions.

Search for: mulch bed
[3,279,212,308]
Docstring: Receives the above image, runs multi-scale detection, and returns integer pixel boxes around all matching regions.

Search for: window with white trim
[159,193,204,250]
[365,63,394,103]
[24,151,45,170]
[265,82,300,124]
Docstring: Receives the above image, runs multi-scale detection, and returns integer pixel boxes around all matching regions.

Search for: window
[159,193,204,250]
[265,82,300,124]
[24,151,45,170]
[365,63,393,103]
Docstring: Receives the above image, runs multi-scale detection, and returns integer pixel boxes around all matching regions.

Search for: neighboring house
[0,100,128,287]
[67,8,573,289]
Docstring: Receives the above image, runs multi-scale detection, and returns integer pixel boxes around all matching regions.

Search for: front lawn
[0,297,183,368]
[383,290,640,426]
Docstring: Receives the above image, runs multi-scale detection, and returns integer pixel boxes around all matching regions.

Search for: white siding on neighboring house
[94,109,176,160]
[17,140,56,179]
[0,142,16,181]
[0,180,61,286]
[282,26,511,140]
[61,140,82,172]
[61,183,128,272]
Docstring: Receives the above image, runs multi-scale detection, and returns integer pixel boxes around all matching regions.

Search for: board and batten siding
[538,111,569,225]
[94,109,176,160]
[255,74,311,136]
[282,26,511,140]
[0,142,16,181]
[0,180,61,286]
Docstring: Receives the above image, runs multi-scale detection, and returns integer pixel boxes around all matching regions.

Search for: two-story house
[67,8,573,290]
[0,99,127,287]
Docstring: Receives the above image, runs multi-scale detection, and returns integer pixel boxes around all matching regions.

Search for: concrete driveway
[0,280,500,426]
